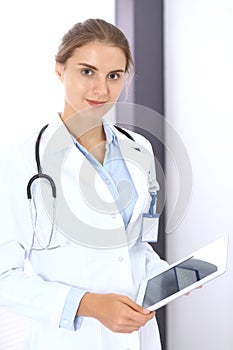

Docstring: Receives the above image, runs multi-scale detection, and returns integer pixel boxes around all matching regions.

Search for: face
[56,41,127,121]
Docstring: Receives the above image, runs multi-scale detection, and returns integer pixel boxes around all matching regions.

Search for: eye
[81,69,93,76]
[107,72,121,80]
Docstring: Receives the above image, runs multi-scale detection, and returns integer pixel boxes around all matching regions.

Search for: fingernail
[143,308,150,314]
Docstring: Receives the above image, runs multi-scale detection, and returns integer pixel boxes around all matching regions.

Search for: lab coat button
[111,213,116,218]
[118,256,124,262]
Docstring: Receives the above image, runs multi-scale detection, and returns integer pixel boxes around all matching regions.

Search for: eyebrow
[78,62,125,73]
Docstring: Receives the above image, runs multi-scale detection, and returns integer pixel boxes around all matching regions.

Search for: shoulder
[0,128,41,177]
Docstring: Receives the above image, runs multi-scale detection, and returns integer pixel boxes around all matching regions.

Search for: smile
[86,99,107,107]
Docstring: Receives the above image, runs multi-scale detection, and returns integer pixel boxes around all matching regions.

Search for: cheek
[64,77,87,98]
[110,83,124,100]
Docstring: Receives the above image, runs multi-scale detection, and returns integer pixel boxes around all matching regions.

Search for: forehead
[68,41,127,70]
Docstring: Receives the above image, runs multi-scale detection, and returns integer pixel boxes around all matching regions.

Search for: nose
[92,75,109,97]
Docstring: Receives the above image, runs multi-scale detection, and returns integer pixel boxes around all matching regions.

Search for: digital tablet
[136,235,228,311]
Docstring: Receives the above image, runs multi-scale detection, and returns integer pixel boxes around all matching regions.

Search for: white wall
[0,1,115,349]
[164,1,233,349]
[0,0,115,155]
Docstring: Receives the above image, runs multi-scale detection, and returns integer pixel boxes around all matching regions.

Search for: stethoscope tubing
[27,125,58,250]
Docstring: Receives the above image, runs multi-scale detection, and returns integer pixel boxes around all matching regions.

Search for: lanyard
[141,192,159,243]
[149,192,157,216]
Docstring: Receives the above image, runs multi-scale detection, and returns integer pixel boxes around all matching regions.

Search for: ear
[55,63,64,81]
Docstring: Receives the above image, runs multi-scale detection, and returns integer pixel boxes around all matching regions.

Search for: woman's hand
[77,292,155,333]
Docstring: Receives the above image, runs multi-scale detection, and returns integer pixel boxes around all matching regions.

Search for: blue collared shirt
[60,123,138,330]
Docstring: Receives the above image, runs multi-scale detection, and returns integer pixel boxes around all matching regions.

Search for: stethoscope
[27,124,59,250]
[26,123,155,251]
[26,124,136,251]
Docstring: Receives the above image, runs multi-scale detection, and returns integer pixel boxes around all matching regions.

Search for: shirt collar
[103,121,118,147]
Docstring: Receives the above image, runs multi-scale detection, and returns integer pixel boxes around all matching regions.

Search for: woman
[0,19,167,349]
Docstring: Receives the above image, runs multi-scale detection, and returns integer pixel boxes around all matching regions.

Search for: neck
[61,112,106,151]
[77,124,106,150]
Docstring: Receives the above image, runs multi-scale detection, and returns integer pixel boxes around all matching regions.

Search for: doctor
[0,19,167,349]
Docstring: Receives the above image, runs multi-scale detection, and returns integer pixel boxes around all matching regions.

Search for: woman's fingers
[77,292,155,333]
[120,295,152,314]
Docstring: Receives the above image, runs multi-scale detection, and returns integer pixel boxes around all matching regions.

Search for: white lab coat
[0,114,168,350]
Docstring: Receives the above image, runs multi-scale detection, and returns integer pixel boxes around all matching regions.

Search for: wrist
[76,292,95,317]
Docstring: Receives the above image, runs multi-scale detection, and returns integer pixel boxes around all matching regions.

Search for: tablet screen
[142,257,217,309]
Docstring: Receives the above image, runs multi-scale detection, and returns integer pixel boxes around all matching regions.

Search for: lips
[86,99,107,107]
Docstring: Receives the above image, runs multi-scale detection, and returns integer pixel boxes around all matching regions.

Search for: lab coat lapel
[64,144,119,206]
[44,119,151,233]
[117,138,152,224]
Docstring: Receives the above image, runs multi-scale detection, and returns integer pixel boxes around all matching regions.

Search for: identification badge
[141,213,159,242]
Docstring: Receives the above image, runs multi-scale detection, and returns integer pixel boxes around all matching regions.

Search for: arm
[0,149,73,328]
[145,243,169,278]
[0,250,71,327]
